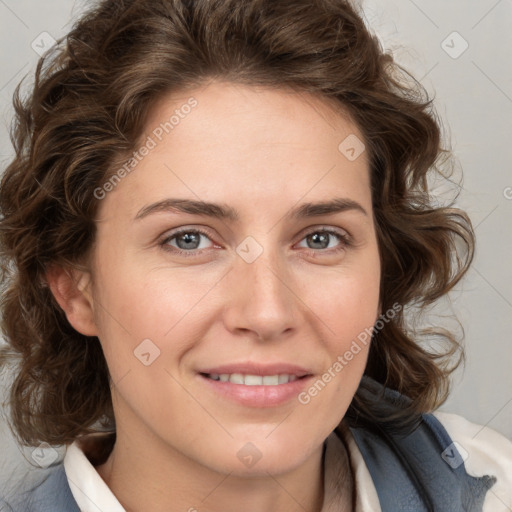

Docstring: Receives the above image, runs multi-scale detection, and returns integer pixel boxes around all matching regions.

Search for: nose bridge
[225,234,298,339]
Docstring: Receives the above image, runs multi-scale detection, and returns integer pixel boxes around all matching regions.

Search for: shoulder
[1,463,80,512]
[346,376,510,511]
[432,410,512,511]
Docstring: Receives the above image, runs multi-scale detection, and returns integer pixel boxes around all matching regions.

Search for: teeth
[230,373,244,385]
[263,375,279,385]
[206,373,300,385]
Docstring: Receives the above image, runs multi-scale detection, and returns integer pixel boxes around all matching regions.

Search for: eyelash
[159,227,352,258]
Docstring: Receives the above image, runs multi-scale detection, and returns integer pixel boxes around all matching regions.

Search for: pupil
[309,232,328,249]
[178,232,199,250]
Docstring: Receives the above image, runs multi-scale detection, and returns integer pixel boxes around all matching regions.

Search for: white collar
[64,440,125,512]
[63,425,381,512]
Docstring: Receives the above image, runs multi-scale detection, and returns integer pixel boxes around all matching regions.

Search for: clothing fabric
[3,378,512,511]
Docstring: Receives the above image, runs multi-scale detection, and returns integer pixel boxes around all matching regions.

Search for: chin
[201,432,318,477]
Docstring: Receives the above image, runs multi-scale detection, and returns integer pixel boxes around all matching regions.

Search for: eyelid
[298,224,351,240]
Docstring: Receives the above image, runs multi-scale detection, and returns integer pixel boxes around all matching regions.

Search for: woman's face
[82,81,381,475]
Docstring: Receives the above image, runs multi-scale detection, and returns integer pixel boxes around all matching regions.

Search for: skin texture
[47,80,381,512]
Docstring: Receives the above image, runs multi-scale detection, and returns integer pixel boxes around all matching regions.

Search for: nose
[222,245,301,342]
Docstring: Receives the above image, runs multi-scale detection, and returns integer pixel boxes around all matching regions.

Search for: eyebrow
[134,197,368,222]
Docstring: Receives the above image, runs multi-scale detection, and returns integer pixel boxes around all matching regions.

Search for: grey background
[0,0,511,494]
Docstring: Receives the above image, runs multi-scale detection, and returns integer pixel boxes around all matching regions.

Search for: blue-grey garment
[1,463,79,512]
[348,377,497,511]
[1,377,497,512]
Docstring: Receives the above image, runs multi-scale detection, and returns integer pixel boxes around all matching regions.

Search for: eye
[160,228,216,257]
[296,228,351,255]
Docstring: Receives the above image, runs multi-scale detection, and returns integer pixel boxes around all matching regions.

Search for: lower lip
[198,374,314,408]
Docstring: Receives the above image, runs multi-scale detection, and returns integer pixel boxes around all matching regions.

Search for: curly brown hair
[0,0,474,447]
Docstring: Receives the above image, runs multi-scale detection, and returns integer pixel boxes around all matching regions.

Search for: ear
[45,265,98,337]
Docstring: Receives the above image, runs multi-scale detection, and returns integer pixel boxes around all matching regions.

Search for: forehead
[144,80,362,150]
[98,81,371,223]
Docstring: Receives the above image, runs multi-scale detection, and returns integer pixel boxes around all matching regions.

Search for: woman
[0,0,510,510]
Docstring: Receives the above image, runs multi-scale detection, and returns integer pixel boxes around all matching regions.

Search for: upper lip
[198,362,312,377]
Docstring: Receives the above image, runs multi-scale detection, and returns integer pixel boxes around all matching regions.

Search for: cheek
[331,277,380,348]
[89,255,220,381]
[299,270,379,412]
[306,254,380,339]
[308,253,380,387]
[295,271,379,439]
